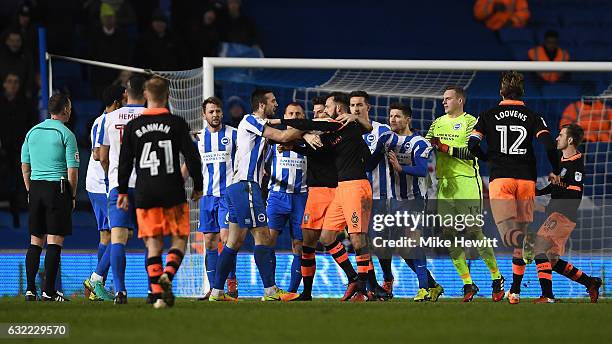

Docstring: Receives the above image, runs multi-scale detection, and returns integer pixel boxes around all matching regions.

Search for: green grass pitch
[1,297,610,343]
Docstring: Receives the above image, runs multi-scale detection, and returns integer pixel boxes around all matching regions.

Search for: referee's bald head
[48,93,71,117]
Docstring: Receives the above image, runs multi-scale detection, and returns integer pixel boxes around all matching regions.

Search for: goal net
[47,55,611,298]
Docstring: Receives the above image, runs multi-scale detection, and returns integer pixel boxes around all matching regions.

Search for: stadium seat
[541,83,581,98]
[499,28,534,45]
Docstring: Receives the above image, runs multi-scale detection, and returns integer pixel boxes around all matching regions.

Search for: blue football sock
[95,243,112,280]
[288,254,302,293]
[254,245,275,288]
[110,243,127,293]
[413,258,429,289]
[213,245,237,290]
[206,250,218,288]
[270,247,277,282]
[97,243,107,262]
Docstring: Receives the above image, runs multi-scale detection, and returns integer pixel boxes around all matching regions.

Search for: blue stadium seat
[560,9,603,27]
[499,28,534,45]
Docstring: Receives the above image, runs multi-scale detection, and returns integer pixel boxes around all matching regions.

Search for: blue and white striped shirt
[364,121,394,199]
[85,112,107,194]
[266,144,307,194]
[196,124,237,197]
[233,114,268,185]
[388,133,431,200]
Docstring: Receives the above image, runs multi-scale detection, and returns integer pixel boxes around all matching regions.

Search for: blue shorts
[107,187,137,230]
[198,195,229,233]
[88,192,109,231]
[267,191,307,241]
[225,181,267,229]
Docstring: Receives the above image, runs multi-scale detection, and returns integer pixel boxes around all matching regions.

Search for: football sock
[553,259,592,287]
[473,232,502,280]
[97,243,107,262]
[55,262,63,293]
[95,243,111,280]
[511,249,526,294]
[301,246,316,297]
[413,258,429,290]
[535,255,554,298]
[110,243,127,292]
[270,247,277,282]
[404,258,437,288]
[367,259,380,289]
[205,249,218,289]
[326,240,357,281]
[146,256,163,296]
[25,244,42,292]
[254,245,275,288]
[164,248,184,281]
[355,247,371,289]
[288,254,302,293]
[449,246,472,285]
[213,245,237,290]
[44,244,62,295]
[378,257,393,282]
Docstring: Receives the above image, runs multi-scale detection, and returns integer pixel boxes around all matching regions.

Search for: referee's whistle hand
[117,194,130,211]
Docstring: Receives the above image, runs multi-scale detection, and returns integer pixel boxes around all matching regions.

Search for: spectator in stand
[528,30,569,83]
[474,0,529,31]
[561,100,611,142]
[0,72,37,226]
[90,3,131,98]
[135,9,182,71]
[0,30,35,99]
[8,3,38,63]
[224,95,246,127]
[186,6,220,68]
[220,0,259,47]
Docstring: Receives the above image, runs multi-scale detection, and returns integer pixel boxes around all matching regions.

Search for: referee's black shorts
[29,180,72,236]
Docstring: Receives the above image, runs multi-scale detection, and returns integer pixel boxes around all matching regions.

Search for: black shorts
[29,180,72,236]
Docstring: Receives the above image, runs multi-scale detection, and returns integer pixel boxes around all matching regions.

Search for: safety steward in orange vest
[528,30,570,83]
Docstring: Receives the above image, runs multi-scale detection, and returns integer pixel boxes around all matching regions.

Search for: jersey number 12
[140,140,174,176]
[495,125,527,155]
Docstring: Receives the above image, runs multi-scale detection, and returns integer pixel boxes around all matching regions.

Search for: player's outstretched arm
[262,125,304,144]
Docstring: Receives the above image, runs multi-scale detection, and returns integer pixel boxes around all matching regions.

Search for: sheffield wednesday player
[353,91,396,292]
[468,72,560,302]
[383,103,444,302]
[427,86,504,302]
[194,96,238,299]
[100,75,147,304]
[83,84,125,301]
[266,103,308,294]
[117,77,203,309]
[526,124,601,304]
[209,89,307,302]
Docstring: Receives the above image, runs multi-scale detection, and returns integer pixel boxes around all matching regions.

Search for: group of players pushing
[83,71,601,308]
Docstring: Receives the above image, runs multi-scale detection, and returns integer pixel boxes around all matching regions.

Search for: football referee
[21,94,79,302]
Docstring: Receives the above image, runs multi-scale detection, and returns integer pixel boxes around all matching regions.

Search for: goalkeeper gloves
[429,137,450,154]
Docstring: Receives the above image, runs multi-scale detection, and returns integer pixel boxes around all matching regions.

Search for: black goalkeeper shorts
[28,180,72,236]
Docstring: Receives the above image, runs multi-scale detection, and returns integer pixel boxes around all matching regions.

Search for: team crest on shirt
[560,168,567,177]
[257,213,266,223]
[453,123,462,130]
[366,134,376,144]
[221,137,231,146]
[575,171,582,182]
[351,212,359,227]
[402,141,411,150]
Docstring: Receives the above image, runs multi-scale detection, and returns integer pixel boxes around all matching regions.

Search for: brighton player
[100,75,147,304]
[209,89,310,302]
[371,103,444,301]
[117,76,203,309]
[524,124,601,304]
[266,102,308,293]
[193,96,238,299]
[274,92,391,301]
[469,71,560,302]
[426,86,504,302]
[351,91,395,294]
[83,84,125,301]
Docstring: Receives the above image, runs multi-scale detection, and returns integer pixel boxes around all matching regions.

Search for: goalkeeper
[426,86,505,302]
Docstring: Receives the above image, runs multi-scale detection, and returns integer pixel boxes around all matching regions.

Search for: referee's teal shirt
[21,119,80,181]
